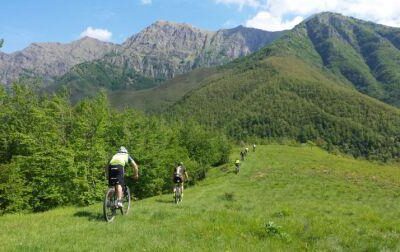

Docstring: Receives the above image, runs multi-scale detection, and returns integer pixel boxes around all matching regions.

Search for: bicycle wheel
[103,187,117,222]
[175,185,182,204]
[235,165,240,174]
[121,186,131,215]
[174,186,179,204]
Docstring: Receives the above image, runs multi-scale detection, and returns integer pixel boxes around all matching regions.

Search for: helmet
[178,162,183,166]
[118,146,128,153]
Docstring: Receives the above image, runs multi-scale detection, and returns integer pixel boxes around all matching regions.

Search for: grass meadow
[1,145,399,251]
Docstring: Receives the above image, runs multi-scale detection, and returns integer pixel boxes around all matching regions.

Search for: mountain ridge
[260,12,400,106]
[0,37,119,85]
[0,22,283,87]
[160,12,400,160]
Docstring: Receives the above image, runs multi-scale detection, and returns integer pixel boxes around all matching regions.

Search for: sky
[1,0,400,53]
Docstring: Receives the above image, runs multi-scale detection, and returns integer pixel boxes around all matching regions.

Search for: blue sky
[1,0,400,53]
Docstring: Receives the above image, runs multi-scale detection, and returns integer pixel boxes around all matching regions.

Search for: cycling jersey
[174,165,186,177]
[109,153,134,167]
[108,153,134,186]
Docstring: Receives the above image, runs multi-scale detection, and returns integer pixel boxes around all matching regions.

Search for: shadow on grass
[73,211,103,222]
[155,198,173,204]
[220,165,238,174]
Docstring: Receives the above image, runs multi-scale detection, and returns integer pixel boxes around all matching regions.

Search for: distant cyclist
[253,144,256,152]
[173,162,189,197]
[245,147,249,155]
[107,146,139,208]
[235,159,241,174]
[240,150,245,161]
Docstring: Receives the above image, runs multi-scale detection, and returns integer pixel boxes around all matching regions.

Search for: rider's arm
[129,156,139,179]
[131,160,139,178]
[184,171,189,180]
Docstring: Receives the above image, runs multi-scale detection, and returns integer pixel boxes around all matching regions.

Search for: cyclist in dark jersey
[173,162,189,197]
[107,146,138,208]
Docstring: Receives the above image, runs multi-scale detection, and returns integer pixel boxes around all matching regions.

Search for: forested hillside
[169,50,400,161]
[0,85,230,214]
[265,12,400,107]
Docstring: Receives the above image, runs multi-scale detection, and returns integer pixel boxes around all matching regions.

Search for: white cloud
[141,0,152,5]
[80,27,112,42]
[217,0,400,31]
[246,12,303,31]
[215,0,262,9]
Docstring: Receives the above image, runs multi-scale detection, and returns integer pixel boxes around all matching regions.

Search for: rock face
[0,37,118,85]
[108,21,283,79]
[0,22,283,85]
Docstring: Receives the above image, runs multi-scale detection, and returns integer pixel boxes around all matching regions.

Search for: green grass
[1,145,399,251]
[108,67,218,112]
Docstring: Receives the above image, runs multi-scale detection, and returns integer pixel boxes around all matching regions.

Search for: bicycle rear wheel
[174,185,181,204]
[103,187,117,222]
[121,186,131,215]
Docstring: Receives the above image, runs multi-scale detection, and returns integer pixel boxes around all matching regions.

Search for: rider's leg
[180,182,184,197]
[116,184,123,201]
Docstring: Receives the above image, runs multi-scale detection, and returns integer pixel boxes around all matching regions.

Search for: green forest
[0,85,230,214]
[170,55,400,162]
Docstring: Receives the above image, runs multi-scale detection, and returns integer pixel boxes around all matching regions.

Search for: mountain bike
[173,181,183,204]
[103,185,131,222]
[235,163,240,174]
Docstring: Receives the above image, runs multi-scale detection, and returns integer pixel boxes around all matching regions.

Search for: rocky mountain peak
[123,20,211,51]
[0,37,118,85]
[1,21,283,86]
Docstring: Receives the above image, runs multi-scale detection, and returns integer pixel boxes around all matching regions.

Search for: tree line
[0,85,230,214]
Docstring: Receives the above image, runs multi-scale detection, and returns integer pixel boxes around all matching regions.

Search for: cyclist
[173,162,189,197]
[253,144,256,152]
[245,147,249,155]
[107,146,139,208]
[235,159,240,174]
[240,150,245,161]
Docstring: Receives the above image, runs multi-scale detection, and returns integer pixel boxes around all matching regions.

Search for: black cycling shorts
[108,164,124,186]
[173,176,183,184]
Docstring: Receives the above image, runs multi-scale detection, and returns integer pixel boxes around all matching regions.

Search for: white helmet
[118,146,128,153]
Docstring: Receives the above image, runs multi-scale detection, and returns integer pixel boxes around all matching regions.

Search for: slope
[107,67,219,112]
[132,12,400,113]
[0,145,399,251]
[166,14,400,161]
[52,23,283,100]
[50,60,161,102]
[267,12,400,107]
[0,37,118,85]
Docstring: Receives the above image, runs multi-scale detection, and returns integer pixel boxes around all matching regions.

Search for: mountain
[265,12,400,107]
[164,13,400,160]
[0,37,118,85]
[90,13,400,111]
[52,22,283,99]
[116,21,283,79]
[0,21,283,95]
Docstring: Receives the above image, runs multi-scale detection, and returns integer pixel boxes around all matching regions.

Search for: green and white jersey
[109,152,134,167]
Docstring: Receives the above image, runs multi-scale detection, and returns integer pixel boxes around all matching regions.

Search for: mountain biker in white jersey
[107,146,139,208]
[173,162,189,197]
